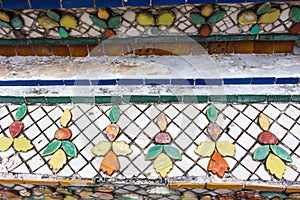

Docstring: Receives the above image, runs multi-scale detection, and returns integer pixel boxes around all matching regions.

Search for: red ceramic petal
[54,128,72,140]
[9,121,23,138]
[208,151,229,178]
[200,24,212,37]
[257,131,278,145]
[290,23,300,34]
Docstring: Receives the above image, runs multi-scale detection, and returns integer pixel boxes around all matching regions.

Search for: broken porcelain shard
[157,113,168,131]
[257,131,278,145]
[154,132,172,144]
[100,150,120,176]
[105,124,120,141]
[207,123,221,141]
[208,151,229,178]
[54,128,72,140]
[9,121,23,138]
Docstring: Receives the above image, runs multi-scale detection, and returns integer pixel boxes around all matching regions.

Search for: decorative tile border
[0,77,298,86]
[0,94,300,104]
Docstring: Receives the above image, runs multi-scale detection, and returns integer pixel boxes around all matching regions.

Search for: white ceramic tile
[277,114,295,130]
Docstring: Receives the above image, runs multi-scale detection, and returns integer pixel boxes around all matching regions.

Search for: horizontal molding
[0,95,298,104]
[0,35,299,46]
[0,77,298,86]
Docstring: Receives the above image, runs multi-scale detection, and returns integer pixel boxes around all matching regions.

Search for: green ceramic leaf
[11,17,23,29]
[190,13,206,24]
[270,145,293,162]
[207,11,226,23]
[257,2,271,15]
[164,145,182,160]
[0,20,12,29]
[145,145,163,160]
[62,141,77,157]
[47,10,60,22]
[59,27,69,38]
[90,15,107,29]
[250,24,260,34]
[253,145,269,161]
[15,103,27,121]
[260,192,287,198]
[42,140,62,156]
[108,16,122,29]
[290,7,300,23]
[109,105,120,123]
[207,105,218,122]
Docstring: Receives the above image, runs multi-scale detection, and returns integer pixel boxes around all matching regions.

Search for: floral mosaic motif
[195,105,235,178]
[238,2,281,35]
[0,11,24,38]
[145,113,182,178]
[92,105,132,176]
[38,10,78,38]
[189,5,226,36]
[90,8,122,38]
[42,109,78,173]
[290,6,300,34]
[252,113,292,179]
[0,104,33,152]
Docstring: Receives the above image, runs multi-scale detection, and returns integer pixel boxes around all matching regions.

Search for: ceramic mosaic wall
[0,3,298,39]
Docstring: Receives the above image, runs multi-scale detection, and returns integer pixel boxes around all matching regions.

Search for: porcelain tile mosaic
[0,3,297,39]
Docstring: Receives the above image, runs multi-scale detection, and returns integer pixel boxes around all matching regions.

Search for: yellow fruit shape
[79,191,93,197]
[0,136,13,151]
[258,9,281,24]
[112,141,132,156]
[60,109,72,127]
[49,149,67,173]
[0,12,10,22]
[153,153,173,178]
[92,141,111,156]
[65,195,78,200]
[136,13,155,26]
[98,8,109,20]
[13,138,33,152]
[216,141,235,157]
[60,15,77,29]
[157,113,168,131]
[156,12,175,26]
[201,5,214,17]
[195,141,215,157]
[266,153,286,179]
[238,11,257,25]
[258,113,270,131]
[38,16,59,29]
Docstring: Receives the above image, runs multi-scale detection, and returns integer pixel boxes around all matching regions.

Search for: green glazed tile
[260,192,287,198]
[62,141,77,157]
[250,24,260,35]
[292,95,300,102]
[11,17,23,29]
[109,105,120,123]
[123,95,159,103]
[71,96,94,104]
[207,104,218,123]
[270,145,292,162]
[59,27,69,38]
[183,95,208,103]
[95,96,122,104]
[15,103,27,121]
[290,6,300,23]
[47,10,60,22]
[25,96,47,103]
[90,16,107,29]
[145,145,163,160]
[42,140,62,156]
[207,11,226,23]
[190,13,206,25]
[257,2,271,15]
[163,145,182,160]
[47,97,71,104]
[108,16,122,29]
[268,95,291,102]
[209,95,236,103]
[237,95,266,103]
[0,96,25,104]
[253,145,270,161]
[160,95,182,103]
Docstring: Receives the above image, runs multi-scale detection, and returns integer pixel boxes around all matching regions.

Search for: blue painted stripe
[196,79,223,85]
[91,79,117,85]
[0,80,38,86]
[30,0,60,9]
[64,79,90,85]
[2,0,29,8]
[118,79,144,85]
[276,78,299,84]
[145,79,170,85]
[224,78,252,85]
[62,0,94,8]
[171,79,194,85]
[252,77,275,85]
[39,80,64,86]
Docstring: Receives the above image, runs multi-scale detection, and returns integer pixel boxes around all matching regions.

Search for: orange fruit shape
[105,124,119,142]
[54,128,72,140]
[100,150,120,175]
[9,121,23,138]
[208,151,229,178]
